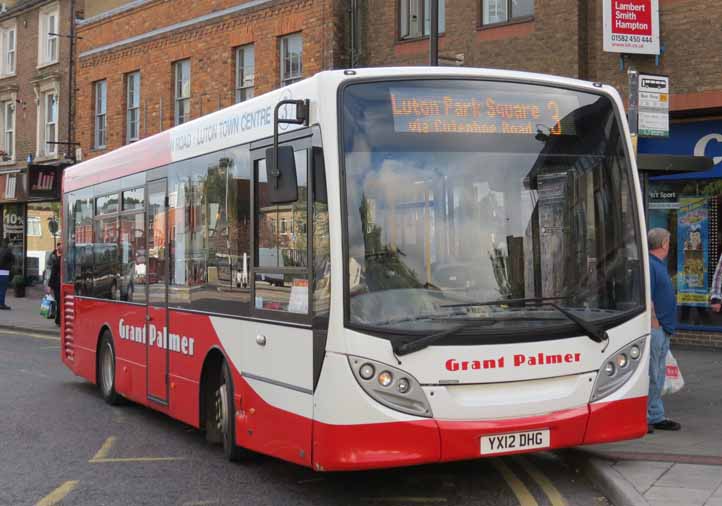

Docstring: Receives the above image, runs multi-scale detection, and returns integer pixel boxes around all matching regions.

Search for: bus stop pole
[429,0,439,66]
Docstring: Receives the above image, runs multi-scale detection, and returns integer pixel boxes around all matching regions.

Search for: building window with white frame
[44,92,58,156]
[94,80,107,149]
[27,217,42,237]
[235,45,254,103]
[280,34,302,86]
[174,59,190,126]
[1,20,16,76]
[126,72,140,143]
[399,0,445,40]
[1,100,14,161]
[481,0,533,26]
[38,4,59,66]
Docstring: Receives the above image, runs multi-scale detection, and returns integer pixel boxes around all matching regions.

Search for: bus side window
[254,148,310,315]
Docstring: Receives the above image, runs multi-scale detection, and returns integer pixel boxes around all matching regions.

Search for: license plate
[480,429,550,455]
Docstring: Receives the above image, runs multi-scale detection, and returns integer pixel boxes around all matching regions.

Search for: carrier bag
[662,350,685,395]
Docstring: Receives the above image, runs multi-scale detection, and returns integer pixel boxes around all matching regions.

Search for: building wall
[0,0,73,169]
[75,0,346,159]
[362,0,582,79]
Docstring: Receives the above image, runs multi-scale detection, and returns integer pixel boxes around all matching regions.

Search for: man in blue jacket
[647,228,681,433]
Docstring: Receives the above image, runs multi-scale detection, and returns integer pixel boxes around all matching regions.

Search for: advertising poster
[602,0,660,55]
[677,197,709,306]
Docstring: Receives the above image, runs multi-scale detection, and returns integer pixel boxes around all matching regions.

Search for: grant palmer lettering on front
[445,352,582,372]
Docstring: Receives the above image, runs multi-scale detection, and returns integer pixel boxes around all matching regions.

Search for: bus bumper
[312,396,647,471]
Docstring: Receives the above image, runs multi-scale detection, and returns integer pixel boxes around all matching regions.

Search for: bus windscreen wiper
[440,297,608,344]
[391,318,498,356]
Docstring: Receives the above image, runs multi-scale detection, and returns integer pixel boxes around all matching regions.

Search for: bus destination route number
[480,429,550,455]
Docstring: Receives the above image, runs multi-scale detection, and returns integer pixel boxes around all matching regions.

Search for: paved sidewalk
[574,346,722,506]
[0,285,59,336]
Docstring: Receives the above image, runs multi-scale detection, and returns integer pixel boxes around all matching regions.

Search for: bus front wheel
[216,361,246,462]
[98,331,122,405]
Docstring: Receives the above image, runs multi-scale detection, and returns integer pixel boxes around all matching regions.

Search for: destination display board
[389,87,580,137]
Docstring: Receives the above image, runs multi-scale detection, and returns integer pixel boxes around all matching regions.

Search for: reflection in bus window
[255,150,308,269]
[120,212,145,302]
[168,146,251,314]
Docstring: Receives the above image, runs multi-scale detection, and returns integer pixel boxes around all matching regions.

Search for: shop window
[648,179,722,329]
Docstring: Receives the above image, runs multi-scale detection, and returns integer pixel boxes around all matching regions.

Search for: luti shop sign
[28,165,60,199]
[603,0,660,55]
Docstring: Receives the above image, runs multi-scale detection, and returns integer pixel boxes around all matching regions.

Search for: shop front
[0,164,63,285]
[641,119,722,343]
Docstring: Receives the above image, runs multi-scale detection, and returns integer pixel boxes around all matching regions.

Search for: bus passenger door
[146,178,169,404]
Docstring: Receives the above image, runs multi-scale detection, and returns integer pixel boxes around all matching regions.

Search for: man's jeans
[648,326,670,424]
[0,274,8,306]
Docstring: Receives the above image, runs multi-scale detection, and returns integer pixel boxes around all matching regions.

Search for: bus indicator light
[378,371,393,387]
[359,363,375,380]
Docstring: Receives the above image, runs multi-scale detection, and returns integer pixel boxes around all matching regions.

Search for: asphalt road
[0,330,611,506]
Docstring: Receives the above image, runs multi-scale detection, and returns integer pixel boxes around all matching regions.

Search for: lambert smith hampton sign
[603,0,660,55]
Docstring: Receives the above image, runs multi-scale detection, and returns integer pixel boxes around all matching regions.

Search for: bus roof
[63,66,621,193]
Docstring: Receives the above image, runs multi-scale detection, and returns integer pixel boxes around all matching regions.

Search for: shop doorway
[26,202,61,285]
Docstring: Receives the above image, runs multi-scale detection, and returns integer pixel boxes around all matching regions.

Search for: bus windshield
[341,79,644,339]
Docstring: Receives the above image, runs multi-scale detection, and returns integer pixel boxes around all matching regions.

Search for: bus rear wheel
[215,361,246,462]
[98,331,122,405]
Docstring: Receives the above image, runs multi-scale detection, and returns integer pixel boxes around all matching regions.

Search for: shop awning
[637,154,716,180]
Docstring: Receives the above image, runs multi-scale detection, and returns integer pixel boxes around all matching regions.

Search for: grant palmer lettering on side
[119,319,195,356]
[445,352,581,371]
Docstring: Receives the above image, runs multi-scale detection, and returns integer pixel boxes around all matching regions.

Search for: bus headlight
[348,356,432,418]
[591,336,647,402]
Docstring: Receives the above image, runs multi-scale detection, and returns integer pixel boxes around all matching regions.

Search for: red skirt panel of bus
[312,396,647,471]
[583,395,648,444]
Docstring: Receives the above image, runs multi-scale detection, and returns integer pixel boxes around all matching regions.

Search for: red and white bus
[61,67,650,471]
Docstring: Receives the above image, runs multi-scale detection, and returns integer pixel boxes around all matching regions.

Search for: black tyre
[98,331,122,405]
[217,361,246,461]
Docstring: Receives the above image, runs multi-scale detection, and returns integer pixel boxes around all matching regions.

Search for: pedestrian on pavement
[709,252,722,312]
[0,238,13,310]
[48,242,62,326]
[647,228,681,433]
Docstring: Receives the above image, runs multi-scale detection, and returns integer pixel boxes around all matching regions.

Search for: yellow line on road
[91,436,116,461]
[90,457,185,463]
[515,456,568,506]
[492,459,539,506]
[0,329,60,341]
[35,480,78,506]
[183,501,219,506]
[361,499,447,504]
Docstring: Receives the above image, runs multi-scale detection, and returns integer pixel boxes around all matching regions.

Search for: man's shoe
[653,419,681,431]
[0,304,10,310]
[647,424,655,434]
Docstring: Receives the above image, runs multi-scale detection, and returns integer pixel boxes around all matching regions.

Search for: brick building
[0,0,74,281]
[357,0,722,346]
[74,0,346,158]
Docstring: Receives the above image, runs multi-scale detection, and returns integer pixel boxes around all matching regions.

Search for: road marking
[361,498,447,504]
[35,480,79,506]
[0,330,60,341]
[515,456,568,506]
[492,459,538,506]
[182,501,219,506]
[90,456,186,463]
[91,436,117,461]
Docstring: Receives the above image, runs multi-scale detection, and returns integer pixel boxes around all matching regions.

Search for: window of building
[481,0,533,26]
[235,45,255,103]
[126,72,140,143]
[399,0,445,40]
[38,3,59,66]
[1,99,14,161]
[280,34,303,86]
[27,217,42,237]
[174,59,191,125]
[41,92,58,156]
[93,80,107,149]
[1,20,16,76]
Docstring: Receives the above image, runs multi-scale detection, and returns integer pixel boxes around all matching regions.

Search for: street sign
[638,74,669,138]
[602,0,660,55]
